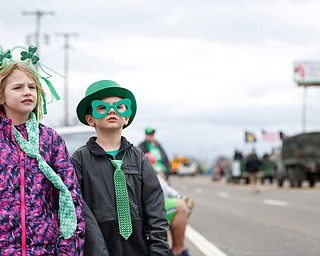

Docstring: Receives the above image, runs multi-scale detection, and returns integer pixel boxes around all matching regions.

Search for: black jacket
[245,153,262,173]
[138,140,172,175]
[71,136,169,256]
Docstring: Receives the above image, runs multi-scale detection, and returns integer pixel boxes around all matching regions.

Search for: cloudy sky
[2,0,320,163]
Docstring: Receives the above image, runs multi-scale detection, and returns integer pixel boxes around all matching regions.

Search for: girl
[0,61,85,255]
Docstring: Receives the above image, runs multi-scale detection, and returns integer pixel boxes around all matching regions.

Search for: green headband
[0,44,61,117]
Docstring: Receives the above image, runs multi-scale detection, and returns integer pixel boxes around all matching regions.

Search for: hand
[182,196,194,218]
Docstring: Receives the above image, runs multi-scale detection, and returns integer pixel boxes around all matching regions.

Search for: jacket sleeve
[138,141,148,153]
[158,143,172,174]
[141,155,170,255]
[49,135,85,255]
[71,151,110,256]
[82,200,110,256]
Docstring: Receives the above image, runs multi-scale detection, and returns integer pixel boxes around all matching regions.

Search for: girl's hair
[0,62,45,120]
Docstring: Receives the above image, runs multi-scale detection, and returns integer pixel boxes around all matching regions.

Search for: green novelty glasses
[91,99,132,119]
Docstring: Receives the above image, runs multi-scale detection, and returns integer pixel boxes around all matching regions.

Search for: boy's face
[85,96,130,129]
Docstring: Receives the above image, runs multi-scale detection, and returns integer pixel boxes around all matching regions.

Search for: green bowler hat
[76,80,137,128]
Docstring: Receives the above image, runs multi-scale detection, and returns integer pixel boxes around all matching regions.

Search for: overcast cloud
[1,0,320,164]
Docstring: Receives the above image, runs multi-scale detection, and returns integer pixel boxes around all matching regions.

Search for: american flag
[261,130,279,142]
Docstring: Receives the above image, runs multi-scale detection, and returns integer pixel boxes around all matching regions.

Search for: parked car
[176,161,199,176]
[171,156,190,175]
[55,125,96,155]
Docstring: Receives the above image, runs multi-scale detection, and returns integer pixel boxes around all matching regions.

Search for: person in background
[145,152,194,256]
[260,153,275,185]
[230,150,243,184]
[245,149,262,194]
[71,80,169,255]
[0,45,84,255]
[138,127,172,181]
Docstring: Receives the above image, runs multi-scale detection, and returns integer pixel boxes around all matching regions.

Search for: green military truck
[277,132,320,187]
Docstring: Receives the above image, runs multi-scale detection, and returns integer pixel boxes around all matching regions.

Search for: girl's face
[85,96,130,130]
[1,69,37,123]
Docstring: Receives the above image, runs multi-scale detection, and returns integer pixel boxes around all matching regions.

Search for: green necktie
[110,157,133,240]
[13,113,77,239]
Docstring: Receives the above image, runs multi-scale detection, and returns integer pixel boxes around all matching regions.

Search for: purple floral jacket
[0,115,85,255]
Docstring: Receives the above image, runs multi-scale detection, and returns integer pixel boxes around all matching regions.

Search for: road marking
[186,225,228,256]
[195,188,204,194]
[263,199,288,207]
[217,192,230,198]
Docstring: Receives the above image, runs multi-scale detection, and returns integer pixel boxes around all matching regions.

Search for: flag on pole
[279,131,287,140]
[261,130,279,142]
[245,131,257,143]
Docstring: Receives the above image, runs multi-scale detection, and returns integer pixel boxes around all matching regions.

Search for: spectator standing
[261,153,275,184]
[245,149,262,194]
[138,127,172,180]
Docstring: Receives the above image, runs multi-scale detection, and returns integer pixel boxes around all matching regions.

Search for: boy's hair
[0,62,45,120]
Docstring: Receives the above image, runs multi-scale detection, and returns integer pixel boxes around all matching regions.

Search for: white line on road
[217,192,230,198]
[186,225,228,256]
[195,188,204,194]
[263,199,288,207]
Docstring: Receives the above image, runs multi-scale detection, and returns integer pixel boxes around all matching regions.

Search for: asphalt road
[168,175,320,256]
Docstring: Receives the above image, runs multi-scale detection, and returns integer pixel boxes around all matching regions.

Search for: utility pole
[57,33,78,126]
[22,10,55,56]
[302,86,307,133]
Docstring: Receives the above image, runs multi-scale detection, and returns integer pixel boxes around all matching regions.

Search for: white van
[55,126,96,155]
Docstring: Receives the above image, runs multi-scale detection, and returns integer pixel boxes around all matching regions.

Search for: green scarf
[13,113,77,239]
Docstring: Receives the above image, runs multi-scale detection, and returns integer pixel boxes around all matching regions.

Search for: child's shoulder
[39,123,56,132]
[129,144,145,155]
[127,145,149,165]
[38,123,61,139]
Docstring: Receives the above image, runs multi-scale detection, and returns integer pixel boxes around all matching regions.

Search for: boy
[145,153,193,256]
[71,80,169,255]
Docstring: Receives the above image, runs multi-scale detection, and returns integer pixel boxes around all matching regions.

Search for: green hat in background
[145,127,156,134]
[76,80,137,128]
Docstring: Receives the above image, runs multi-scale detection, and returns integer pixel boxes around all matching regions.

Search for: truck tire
[277,178,284,188]
[288,166,305,188]
[295,167,305,188]
[287,167,296,187]
[297,180,303,188]
[308,173,316,187]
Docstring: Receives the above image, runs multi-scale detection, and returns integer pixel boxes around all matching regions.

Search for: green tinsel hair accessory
[0,44,61,117]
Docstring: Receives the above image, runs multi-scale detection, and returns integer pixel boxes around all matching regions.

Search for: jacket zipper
[9,122,27,255]
[19,149,27,256]
[14,140,27,256]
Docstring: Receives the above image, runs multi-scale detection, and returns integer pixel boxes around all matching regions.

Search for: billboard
[294,61,320,86]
